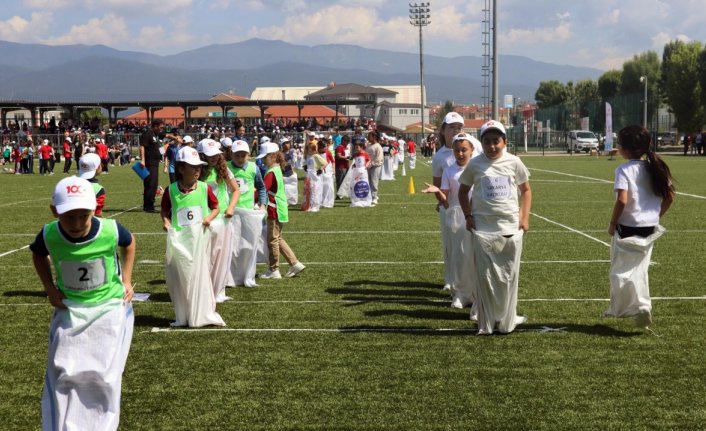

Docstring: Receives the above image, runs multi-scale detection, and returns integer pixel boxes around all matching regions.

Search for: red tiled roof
[264,105,344,121]
[124,107,184,125]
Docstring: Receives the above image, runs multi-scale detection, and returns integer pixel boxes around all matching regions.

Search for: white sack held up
[472,230,526,335]
[166,223,225,327]
[349,164,372,208]
[381,155,395,180]
[209,216,233,303]
[438,206,453,287]
[42,298,133,431]
[604,225,665,324]
[337,168,351,199]
[409,153,416,170]
[230,208,266,287]
[302,168,322,212]
[256,222,269,264]
[284,172,299,206]
[321,164,335,208]
[446,206,477,307]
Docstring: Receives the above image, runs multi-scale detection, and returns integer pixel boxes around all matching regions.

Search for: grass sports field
[1,153,705,430]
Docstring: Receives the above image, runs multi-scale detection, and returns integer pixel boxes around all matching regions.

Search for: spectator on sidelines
[63,135,73,173]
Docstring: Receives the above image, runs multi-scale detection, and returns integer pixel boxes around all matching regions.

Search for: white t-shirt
[459,152,530,234]
[441,163,471,209]
[614,160,661,227]
[431,146,454,178]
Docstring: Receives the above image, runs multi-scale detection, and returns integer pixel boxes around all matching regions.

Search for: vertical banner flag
[504,95,514,108]
[605,102,613,152]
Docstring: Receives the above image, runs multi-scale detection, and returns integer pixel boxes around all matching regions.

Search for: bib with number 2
[60,258,107,291]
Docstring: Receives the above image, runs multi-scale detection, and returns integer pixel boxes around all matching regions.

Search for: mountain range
[0,38,603,103]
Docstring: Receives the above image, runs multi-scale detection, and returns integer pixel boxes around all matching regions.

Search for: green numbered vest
[266,165,288,223]
[203,168,229,214]
[228,161,256,209]
[169,181,210,231]
[43,218,123,304]
[91,182,103,196]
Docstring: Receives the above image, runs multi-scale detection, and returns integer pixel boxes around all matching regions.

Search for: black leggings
[616,224,655,239]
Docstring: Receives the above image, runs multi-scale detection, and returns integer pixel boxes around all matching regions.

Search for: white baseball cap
[260,136,271,145]
[52,176,97,214]
[443,112,464,125]
[480,120,507,137]
[256,142,280,159]
[232,140,250,154]
[202,139,223,157]
[182,135,194,144]
[220,137,233,148]
[43,139,49,144]
[452,133,475,143]
[196,138,216,153]
[279,136,291,145]
[78,153,101,179]
[176,146,207,165]
[65,137,72,143]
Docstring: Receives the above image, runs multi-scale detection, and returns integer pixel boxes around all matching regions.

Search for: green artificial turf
[0,153,704,430]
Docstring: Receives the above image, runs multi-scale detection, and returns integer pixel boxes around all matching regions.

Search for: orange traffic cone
[407,176,415,194]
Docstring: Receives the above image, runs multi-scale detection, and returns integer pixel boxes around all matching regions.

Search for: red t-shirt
[40,144,53,160]
[335,145,349,170]
[263,171,278,221]
[95,143,108,160]
[353,151,370,168]
[63,141,72,158]
[407,140,416,154]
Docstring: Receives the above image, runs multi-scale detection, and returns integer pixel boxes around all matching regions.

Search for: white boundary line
[4,296,704,307]
[531,212,611,248]
[0,198,51,208]
[530,167,706,200]
[0,205,140,259]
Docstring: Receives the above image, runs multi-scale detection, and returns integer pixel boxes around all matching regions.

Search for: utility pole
[491,0,499,120]
[409,3,430,136]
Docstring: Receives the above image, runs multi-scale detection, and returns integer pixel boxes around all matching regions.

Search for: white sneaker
[260,269,282,279]
[442,284,452,292]
[450,298,464,309]
[285,262,306,277]
[244,280,259,288]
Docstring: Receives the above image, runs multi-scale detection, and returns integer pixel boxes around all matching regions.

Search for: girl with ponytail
[604,125,675,331]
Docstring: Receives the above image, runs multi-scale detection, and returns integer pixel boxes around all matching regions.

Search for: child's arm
[421,183,449,208]
[608,189,627,235]
[459,184,474,231]
[225,177,240,218]
[32,252,66,309]
[518,181,532,232]
[120,235,136,302]
[660,191,674,217]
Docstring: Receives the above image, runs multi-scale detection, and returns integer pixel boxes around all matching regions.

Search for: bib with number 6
[177,206,203,227]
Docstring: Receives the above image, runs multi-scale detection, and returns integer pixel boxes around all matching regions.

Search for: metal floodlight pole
[640,75,648,128]
[492,0,499,120]
[410,2,430,137]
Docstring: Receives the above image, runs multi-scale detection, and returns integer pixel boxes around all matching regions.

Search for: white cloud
[45,13,130,46]
[22,0,75,9]
[502,20,571,46]
[0,12,54,42]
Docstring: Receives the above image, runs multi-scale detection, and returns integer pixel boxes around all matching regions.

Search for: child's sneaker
[260,269,282,279]
[285,262,306,277]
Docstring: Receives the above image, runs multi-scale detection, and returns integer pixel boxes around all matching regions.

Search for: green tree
[598,70,621,100]
[79,108,108,128]
[621,51,660,128]
[434,100,456,129]
[534,80,568,109]
[663,40,703,132]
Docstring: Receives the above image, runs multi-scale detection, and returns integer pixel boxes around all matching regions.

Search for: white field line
[531,212,611,248]
[0,205,140,259]
[3,296,705,308]
[530,167,706,200]
[531,179,606,184]
[0,198,51,208]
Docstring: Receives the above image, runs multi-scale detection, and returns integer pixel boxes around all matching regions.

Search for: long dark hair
[200,153,230,184]
[617,125,675,199]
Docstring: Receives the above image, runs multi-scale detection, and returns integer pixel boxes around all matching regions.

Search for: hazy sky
[2,0,703,70]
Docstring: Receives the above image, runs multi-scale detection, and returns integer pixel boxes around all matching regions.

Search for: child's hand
[123,282,134,303]
[47,288,67,309]
[162,221,171,231]
[225,208,234,218]
[421,183,439,194]
[608,223,616,236]
[519,219,529,232]
[465,215,475,232]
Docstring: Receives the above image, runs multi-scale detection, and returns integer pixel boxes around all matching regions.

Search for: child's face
[443,123,464,145]
[263,153,276,167]
[179,164,201,183]
[452,140,473,166]
[56,208,93,238]
[481,132,506,160]
[231,151,248,167]
[206,154,220,166]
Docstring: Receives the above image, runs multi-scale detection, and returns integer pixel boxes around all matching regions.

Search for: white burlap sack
[284,172,299,206]
[166,224,225,327]
[438,206,453,287]
[446,206,476,306]
[349,166,372,208]
[409,153,416,169]
[321,167,335,208]
[230,208,266,287]
[337,168,351,199]
[472,230,526,335]
[604,225,665,319]
[209,216,233,303]
[303,169,322,212]
[42,298,133,431]
[381,155,394,180]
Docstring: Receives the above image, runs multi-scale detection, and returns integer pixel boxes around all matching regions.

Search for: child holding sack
[458,120,532,335]
[604,125,674,330]
[31,176,135,430]
[258,141,306,279]
[423,133,482,311]
[161,146,224,327]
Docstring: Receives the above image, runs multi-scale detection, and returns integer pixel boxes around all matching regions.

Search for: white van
[568,130,599,153]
